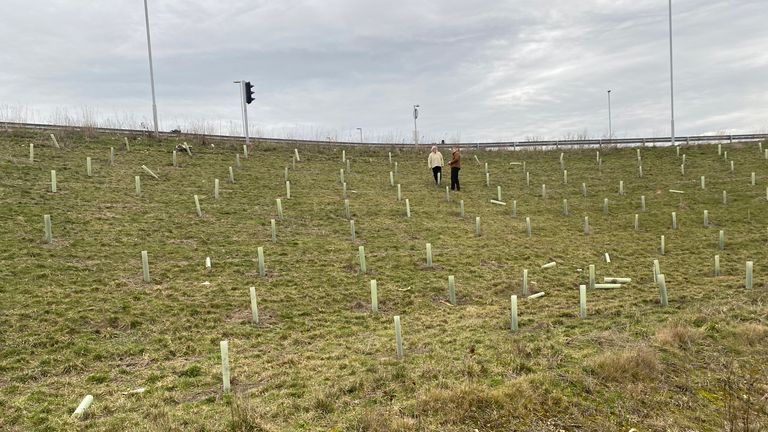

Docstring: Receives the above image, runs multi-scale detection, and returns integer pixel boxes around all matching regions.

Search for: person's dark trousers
[451,167,460,191]
[432,166,442,184]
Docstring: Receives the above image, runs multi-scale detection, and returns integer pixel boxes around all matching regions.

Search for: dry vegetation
[1,128,767,431]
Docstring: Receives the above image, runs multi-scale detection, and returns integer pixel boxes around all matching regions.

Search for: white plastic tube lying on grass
[141,165,160,180]
[594,283,622,289]
[603,277,631,284]
[71,395,93,419]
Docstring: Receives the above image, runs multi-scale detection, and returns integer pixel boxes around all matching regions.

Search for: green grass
[1,129,767,431]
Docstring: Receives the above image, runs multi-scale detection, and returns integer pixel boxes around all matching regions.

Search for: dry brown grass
[589,346,660,383]
[415,384,508,426]
[407,378,577,430]
[655,321,703,349]
[228,396,272,432]
[355,407,419,432]
[733,323,768,347]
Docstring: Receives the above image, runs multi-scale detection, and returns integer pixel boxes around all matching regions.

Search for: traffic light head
[245,81,255,104]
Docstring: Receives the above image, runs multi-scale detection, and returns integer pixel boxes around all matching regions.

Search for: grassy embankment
[0,129,766,431]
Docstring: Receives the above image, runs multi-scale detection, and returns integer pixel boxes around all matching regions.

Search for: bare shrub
[721,361,767,432]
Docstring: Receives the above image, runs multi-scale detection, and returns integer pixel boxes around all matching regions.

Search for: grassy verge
[1,129,766,431]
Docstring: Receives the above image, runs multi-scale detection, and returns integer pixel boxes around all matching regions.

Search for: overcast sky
[1,0,766,142]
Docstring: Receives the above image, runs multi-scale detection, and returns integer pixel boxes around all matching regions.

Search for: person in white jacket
[427,142,445,185]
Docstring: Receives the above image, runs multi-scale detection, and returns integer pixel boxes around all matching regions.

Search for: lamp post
[142,0,159,138]
[356,127,363,142]
[607,90,612,141]
[668,0,676,147]
[413,104,420,145]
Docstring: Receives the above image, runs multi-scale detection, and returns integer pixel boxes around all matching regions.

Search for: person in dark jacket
[448,145,461,191]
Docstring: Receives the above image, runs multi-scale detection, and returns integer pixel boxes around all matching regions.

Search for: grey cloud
[1,0,766,141]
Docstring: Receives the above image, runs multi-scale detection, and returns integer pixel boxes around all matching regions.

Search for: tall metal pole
[607,90,612,141]
[413,104,419,145]
[668,0,676,147]
[143,0,159,138]
[234,81,249,145]
[356,127,363,142]
[242,82,250,145]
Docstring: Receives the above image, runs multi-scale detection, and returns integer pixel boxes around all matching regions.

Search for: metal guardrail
[1,121,765,149]
[471,133,768,150]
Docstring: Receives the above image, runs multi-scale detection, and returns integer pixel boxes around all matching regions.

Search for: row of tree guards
[210,253,753,394]
[30,134,765,412]
[36,136,764,281]
[40,148,766,227]
[40,138,763,292]
[210,142,762,393]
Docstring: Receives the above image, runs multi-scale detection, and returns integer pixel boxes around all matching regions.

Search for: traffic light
[244,81,255,104]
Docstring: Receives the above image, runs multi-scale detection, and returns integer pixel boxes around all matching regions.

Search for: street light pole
[607,90,612,141]
[233,81,249,145]
[356,127,363,142]
[143,0,159,138]
[413,104,420,145]
[668,0,676,147]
